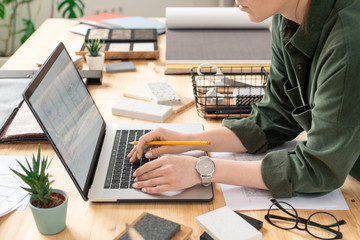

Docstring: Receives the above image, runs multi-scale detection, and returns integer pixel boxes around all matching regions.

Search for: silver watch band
[201,175,212,187]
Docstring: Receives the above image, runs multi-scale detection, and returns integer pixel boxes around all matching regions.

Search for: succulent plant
[10,145,52,205]
[83,38,104,57]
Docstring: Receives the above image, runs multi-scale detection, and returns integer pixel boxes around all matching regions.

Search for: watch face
[198,159,215,175]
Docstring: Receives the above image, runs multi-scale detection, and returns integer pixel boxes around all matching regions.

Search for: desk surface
[1,19,360,240]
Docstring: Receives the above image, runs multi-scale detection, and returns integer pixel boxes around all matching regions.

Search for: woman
[128,0,360,198]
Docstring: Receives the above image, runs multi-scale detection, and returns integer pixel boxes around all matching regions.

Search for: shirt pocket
[292,105,312,132]
[284,79,303,108]
[284,80,311,131]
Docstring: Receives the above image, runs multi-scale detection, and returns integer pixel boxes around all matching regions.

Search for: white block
[112,99,173,123]
[123,85,152,101]
[196,206,262,240]
[146,82,181,105]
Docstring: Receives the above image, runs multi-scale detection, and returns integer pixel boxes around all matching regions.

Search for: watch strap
[196,156,214,187]
[201,175,212,187]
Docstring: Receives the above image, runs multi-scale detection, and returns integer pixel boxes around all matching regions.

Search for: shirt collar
[283,0,337,58]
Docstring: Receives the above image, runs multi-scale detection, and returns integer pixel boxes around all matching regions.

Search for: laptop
[23,42,213,202]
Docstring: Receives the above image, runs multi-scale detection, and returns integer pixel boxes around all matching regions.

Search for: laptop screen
[24,43,105,192]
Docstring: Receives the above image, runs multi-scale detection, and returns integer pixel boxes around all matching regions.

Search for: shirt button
[297,64,303,70]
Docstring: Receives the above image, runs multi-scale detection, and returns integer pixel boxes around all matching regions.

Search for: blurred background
[0,0,234,66]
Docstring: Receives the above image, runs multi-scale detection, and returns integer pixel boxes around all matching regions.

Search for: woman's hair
[301,0,312,32]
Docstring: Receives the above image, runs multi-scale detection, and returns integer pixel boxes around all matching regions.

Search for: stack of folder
[0,77,46,143]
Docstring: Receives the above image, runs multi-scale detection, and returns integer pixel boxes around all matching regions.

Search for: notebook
[23,42,213,202]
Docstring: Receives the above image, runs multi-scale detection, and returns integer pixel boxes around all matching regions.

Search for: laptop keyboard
[104,129,153,189]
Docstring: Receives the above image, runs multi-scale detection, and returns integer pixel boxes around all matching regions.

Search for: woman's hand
[128,127,193,163]
[132,155,201,194]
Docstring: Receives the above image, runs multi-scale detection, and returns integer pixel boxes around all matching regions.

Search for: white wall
[0,0,234,57]
[86,0,234,17]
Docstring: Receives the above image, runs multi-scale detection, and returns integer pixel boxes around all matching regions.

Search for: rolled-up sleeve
[222,117,267,154]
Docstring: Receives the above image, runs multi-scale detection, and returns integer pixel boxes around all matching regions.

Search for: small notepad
[105,62,136,73]
[112,99,173,122]
[196,206,262,240]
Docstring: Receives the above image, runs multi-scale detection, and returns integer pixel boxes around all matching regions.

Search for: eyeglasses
[265,199,346,239]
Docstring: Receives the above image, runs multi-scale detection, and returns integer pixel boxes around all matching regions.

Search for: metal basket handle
[197,63,223,76]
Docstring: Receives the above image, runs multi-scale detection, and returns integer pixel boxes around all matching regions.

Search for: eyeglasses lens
[307,212,339,239]
[268,201,297,229]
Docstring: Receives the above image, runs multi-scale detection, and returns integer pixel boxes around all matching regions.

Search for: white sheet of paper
[220,185,349,211]
[211,141,349,211]
[68,23,94,36]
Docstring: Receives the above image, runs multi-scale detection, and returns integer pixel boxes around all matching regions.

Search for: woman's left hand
[132,155,201,194]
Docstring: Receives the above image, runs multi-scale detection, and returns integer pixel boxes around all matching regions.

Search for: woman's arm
[129,126,267,194]
[132,155,268,194]
[129,126,247,162]
[212,159,267,189]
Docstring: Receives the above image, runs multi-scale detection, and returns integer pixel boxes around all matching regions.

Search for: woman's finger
[141,184,171,194]
[133,158,164,177]
[134,165,165,181]
[132,176,165,189]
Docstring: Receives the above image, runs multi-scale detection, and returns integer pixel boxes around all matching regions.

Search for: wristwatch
[195,156,215,187]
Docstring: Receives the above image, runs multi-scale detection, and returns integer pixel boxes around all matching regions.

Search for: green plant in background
[0,2,5,19]
[84,38,104,57]
[10,145,52,207]
[0,0,86,56]
[19,18,35,44]
[57,0,84,18]
[0,0,37,56]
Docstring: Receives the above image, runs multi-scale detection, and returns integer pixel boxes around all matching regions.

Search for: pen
[130,141,211,145]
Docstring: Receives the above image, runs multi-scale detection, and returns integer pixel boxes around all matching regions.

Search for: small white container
[85,52,104,70]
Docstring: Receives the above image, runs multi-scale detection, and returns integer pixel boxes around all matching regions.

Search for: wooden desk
[1,19,360,240]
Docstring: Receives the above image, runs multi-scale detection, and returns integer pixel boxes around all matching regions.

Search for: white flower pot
[85,52,105,70]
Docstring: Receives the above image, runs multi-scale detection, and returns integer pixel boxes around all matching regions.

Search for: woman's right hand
[128,127,193,162]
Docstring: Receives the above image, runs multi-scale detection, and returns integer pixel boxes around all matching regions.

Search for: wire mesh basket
[191,64,268,118]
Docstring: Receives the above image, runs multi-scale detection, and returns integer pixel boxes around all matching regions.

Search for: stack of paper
[70,13,130,35]
[0,102,46,143]
[78,12,129,23]
[103,16,166,34]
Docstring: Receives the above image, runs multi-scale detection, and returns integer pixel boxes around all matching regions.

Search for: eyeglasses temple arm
[266,214,344,235]
[272,200,297,218]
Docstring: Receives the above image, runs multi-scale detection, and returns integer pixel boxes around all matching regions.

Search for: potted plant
[10,145,68,235]
[83,38,105,70]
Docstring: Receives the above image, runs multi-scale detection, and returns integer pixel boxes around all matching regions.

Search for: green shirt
[222,0,360,198]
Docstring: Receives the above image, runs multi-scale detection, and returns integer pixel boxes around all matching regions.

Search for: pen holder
[191,65,268,118]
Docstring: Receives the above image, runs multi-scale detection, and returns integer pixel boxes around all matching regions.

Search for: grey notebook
[105,61,136,73]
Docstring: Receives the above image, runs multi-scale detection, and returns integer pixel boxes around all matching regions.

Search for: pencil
[130,141,210,145]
